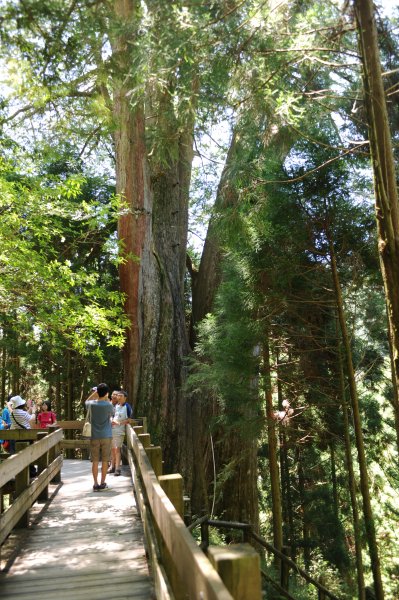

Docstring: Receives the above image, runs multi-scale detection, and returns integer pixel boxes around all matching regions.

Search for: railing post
[138,433,151,448]
[243,523,252,543]
[200,519,209,551]
[281,545,291,591]
[15,441,30,528]
[133,426,144,437]
[159,474,184,517]
[146,446,163,478]
[37,432,49,502]
[207,543,262,600]
[49,436,62,483]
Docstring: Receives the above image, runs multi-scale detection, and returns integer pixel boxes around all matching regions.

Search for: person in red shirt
[37,401,57,428]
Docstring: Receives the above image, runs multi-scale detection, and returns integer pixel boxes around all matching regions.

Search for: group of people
[1,384,132,493]
[1,395,57,451]
[84,383,133,492]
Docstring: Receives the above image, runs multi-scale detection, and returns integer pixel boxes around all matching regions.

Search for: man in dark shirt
[85,383,113,491]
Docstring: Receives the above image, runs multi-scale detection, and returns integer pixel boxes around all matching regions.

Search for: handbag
[82,404,92,438]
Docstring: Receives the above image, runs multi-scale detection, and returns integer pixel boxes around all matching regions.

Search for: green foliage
[190,257,261,437]
[0,154,128,364]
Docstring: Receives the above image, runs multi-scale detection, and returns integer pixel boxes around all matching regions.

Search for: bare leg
[101,461,108,484]
[110,446,116,469]
[92,461,99,485]
[115,447,121,471]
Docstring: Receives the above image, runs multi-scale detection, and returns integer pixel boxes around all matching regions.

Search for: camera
[92,386,97,391]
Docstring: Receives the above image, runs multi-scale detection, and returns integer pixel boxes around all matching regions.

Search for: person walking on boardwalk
[108,391,129,476]
[84,382,113,492]
[85,383,113,492]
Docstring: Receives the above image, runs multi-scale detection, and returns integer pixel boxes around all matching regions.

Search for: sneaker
[93,483,100,491]
[114,469,121,477]
[107,466,115,474]
[97,483,109,491]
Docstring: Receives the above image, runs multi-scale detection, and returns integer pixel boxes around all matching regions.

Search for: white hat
[11,395,26,409]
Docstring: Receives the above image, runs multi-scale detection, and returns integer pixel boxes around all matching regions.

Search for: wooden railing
[126,424,262,600]
[191,517,340,600]
[0,421,262,599]
[0,428,63,545]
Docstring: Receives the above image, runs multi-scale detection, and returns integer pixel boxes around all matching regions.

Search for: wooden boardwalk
[0,459,154,600]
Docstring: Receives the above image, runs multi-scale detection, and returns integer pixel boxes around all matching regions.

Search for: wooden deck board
[0,459,154,600]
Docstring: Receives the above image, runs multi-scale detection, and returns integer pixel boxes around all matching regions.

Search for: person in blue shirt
[2,401,12,429]
[84,383,114,492]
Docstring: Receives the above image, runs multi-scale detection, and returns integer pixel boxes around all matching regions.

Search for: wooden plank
[127,426,233,600]
[0,430,47,441]
[0,459,153,600]
[129,452,174,600]
[0,429,63,488]
[61,439,90,449]
[48,420,84,430]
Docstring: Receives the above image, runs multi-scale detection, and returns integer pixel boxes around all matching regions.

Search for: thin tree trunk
[66,350,73,421]
[277,357,291,548]
[329,238,384,599]
[1,342,6,405]
[296,446,311,571]
[386,316,399,455]
[263,337,283,554]
[335,317,366,600]
[354,0,399,455]
[330,442,339,525]
[55,363,61,420]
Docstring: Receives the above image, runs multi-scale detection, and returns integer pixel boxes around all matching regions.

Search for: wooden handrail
[126,425,234,600]
[0,430,63,545]
[193,518,340,600]
[0,429,63,488]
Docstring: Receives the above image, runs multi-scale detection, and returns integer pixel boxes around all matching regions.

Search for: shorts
[112,435,124,449]
[90,438,112,462]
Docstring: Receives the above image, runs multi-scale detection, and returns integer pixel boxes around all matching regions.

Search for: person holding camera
[84,383,113,491]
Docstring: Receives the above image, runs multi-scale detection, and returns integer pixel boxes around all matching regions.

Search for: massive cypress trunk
[111,1,207,508]
[190,133,238,344]
[113,0,152,405]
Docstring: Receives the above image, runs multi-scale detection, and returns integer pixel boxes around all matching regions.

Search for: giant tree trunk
[190,133,238,344]
[111,0,208,509]
[113,0,152,405]
[354,0,399,449]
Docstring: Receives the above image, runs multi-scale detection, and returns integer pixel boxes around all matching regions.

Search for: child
[36,401,57,428]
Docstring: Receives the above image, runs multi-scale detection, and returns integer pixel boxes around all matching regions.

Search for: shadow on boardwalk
[0,459,155,600]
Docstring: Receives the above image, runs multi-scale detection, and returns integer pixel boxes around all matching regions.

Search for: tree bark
[111,1,209,509]
[354,0,399,455]
[329,237,384,599]
[112,0,152,405]
[335,318,366,600]
[190,133,238,344]
[263,337,283,553]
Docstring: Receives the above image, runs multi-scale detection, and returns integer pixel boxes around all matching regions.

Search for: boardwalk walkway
[0,459,154,600]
